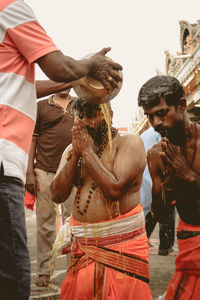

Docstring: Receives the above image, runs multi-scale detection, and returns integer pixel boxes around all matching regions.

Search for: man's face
[77,109,109,144]
[78,110,103,129]
[143,98,184,143]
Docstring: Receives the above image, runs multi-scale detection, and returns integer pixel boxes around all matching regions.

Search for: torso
[72,133,145,223]
[153,124,200,225]
[34,98,74,172]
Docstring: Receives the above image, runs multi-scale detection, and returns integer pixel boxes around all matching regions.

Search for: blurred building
[131,19,200,134]
[130,108,149,135]
[165,20,200,123]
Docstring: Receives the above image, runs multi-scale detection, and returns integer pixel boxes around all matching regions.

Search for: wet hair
[137,75,185,108]
[72,98,111,118]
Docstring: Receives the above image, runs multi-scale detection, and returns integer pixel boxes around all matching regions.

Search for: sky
[26,0,200,128]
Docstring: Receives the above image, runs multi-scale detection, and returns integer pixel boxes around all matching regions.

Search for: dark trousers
[0,167,30,300]
[145,208,175,255]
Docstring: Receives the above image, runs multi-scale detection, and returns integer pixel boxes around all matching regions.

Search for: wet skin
[144,98,200,225]
[51,113,146,223]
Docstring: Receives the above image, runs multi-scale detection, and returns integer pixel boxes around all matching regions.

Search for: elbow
[50,182,63,204]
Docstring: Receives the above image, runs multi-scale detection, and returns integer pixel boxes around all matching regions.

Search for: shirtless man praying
[50,98,152,300]
[138,75,200,299]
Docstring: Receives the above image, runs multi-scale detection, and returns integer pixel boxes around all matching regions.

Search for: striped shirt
[0,0,58,182]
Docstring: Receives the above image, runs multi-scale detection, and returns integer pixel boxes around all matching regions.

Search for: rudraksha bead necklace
[74,127,118,216]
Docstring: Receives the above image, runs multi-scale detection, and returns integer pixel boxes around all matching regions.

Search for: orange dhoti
[61,204,152,300]
[165,219,200,300]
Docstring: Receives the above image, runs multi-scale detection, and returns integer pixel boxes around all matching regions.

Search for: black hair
[72,98,101,118]
[72,98,111,118]
[137,75,185,108]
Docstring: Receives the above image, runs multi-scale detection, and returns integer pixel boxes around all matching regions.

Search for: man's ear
[178,98,187,112]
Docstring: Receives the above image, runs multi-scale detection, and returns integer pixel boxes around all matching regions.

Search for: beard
[155,120,185,146]
[86,119,109,145]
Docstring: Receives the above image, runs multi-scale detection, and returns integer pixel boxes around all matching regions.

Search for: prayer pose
[51,99,152,299]
[138,75,200,299]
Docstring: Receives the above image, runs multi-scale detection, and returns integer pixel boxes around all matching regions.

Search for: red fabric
[24,191,35,211]
[165,219,200,300]
[61,205,152,300]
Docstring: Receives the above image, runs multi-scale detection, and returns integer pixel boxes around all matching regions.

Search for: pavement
[26,209,177,300]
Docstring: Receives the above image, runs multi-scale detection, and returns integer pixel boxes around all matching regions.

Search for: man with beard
[138,75,200,299]
[50,98,152,300]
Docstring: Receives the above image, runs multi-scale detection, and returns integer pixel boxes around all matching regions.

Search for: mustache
[155,125,169,134]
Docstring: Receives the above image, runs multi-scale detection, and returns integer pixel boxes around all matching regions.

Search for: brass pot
[72,58,123,104]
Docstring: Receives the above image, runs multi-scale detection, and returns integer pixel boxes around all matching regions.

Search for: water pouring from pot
[72,56,123,104]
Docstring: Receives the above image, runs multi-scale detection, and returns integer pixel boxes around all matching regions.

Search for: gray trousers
[35,168,57,275]
[35,168,73,276]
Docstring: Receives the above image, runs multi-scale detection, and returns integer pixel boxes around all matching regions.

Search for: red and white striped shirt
[0,0,58,182]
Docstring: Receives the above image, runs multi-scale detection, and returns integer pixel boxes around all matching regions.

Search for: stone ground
[26,209,177,300]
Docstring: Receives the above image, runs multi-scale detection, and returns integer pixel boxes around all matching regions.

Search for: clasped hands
[160,137,193,182]
[72,119,94,157]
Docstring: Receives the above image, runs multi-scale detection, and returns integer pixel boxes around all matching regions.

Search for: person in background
[140,126,176,256]
[0,1,122,299]
[138,75,200,299]
[25,85,75,287]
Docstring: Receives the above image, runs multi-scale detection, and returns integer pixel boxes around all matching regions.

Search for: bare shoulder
[56,144,73,176]
[116,133,146,165]
[147,141,164,174]
[118,132,144,148]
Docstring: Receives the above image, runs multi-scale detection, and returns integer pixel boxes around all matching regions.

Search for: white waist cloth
[53,209,145,254]
[71,210,144,238]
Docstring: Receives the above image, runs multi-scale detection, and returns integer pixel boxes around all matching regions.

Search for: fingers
[98,47,111,55]
[107,69,122,84]
[108,61,123,71]
[25,184,36,195]
[100,78,114,92]
[90,49,123,91]
[163,139,180,159]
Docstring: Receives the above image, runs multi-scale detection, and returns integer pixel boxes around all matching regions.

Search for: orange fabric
[61,205,152,300]
[24,191,35,211]
[165,219,200,300]
[0,104,35,154]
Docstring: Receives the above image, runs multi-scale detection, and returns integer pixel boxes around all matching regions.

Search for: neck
[169,115,192,147]
[182,115,193,146]
[53,94,71,109]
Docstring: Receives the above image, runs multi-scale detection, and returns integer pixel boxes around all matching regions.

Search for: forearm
[26,136,37,175]
[36,80,72,99]
[151,200,174,223]
[37,51,90,83]
[83,149,123,200]
[50,154,79,203]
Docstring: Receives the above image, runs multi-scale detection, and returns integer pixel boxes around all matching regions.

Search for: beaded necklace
[74,127,118,216]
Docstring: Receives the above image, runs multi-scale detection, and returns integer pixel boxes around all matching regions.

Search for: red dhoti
[165,219,200,300]
[61,204,152,300]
